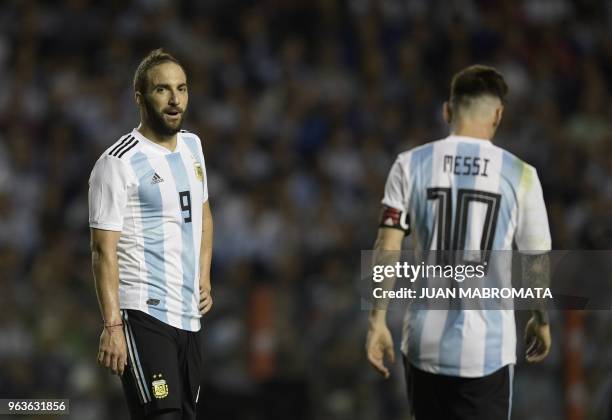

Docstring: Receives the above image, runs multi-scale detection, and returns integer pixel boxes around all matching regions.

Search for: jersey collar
[446,135,492,143]
[131,128,182,155]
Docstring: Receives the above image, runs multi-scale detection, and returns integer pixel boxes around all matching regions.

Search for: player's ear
[443,101,452,124]
[493,105,503,128]
[135,91,142,107]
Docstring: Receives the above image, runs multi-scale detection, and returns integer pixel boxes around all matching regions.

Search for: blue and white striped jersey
[89,128,208,332]
[382,135,551,377]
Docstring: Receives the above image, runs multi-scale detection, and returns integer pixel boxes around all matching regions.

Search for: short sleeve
[201,151,209,203]
[515,167,551,252]
[182,132,209,203]
[88,155,130,231]
[381,158,408,212]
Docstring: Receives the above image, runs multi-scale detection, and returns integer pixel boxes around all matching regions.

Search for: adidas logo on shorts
[151,173,164,184]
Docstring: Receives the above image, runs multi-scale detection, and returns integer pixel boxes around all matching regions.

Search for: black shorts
[404,358,513,420]
[120,309,203,420]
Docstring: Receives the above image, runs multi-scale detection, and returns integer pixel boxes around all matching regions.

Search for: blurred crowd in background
[1,0,612,419]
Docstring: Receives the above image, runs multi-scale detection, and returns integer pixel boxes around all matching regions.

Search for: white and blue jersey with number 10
[382,135,551,377]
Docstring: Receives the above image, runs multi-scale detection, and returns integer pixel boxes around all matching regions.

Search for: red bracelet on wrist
[103,322,123,329]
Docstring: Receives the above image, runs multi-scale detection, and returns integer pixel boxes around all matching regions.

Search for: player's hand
[98,325,128,376]
[524,315,551,363]
[199,287,213,315]
[366,320,395,379]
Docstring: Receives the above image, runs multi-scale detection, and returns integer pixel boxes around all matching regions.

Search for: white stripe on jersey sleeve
[89,155,134,231]
[515,167,551,252]
[381,153,410,212]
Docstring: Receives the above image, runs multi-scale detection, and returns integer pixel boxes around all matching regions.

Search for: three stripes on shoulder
[109,130,190,159]
[109,135,139,159]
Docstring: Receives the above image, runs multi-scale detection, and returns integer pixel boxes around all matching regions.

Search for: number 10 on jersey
[427,187,501,264]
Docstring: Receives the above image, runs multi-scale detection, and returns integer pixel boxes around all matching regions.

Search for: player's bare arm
[199,200,214,315]
[523,253,552,362]
[366,225,404,379]
[90,228,128,376]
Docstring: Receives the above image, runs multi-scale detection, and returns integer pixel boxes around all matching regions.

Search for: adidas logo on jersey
[151,173,164,184]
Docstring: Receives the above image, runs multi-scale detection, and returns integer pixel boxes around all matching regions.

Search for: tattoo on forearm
[522,253,551,324]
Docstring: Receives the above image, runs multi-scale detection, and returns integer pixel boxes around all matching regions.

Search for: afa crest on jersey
[152,374,168,399]
[194,162,204,182]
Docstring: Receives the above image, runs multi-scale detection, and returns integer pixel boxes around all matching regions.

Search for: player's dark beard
[143,96,184,137]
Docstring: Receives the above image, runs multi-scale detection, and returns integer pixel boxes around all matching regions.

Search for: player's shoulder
[91,132,144,178]
[179,129,207,161]
[100,131,143,163]
[394,139,440,167]
[179,129,203,146]
[497,146,538,176]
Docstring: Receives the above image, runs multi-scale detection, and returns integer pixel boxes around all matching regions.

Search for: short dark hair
[133,48,185,93]
[450,65,508,109]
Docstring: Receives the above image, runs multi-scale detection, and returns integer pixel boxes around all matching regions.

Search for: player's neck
[137,123,178,152]
[450,121,494,141]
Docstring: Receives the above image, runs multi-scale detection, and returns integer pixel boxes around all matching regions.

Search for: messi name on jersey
[443,154,490,177]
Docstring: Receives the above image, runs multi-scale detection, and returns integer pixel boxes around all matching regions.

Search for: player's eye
[155,87,165,93]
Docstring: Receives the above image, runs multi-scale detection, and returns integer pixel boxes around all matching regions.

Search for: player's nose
[168,89,180,106]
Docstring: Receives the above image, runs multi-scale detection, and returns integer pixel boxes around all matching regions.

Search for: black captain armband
[379,205,410,235]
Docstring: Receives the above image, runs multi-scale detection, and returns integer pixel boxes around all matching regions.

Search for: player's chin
[165,120,182,130]
[162,114,183,128]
